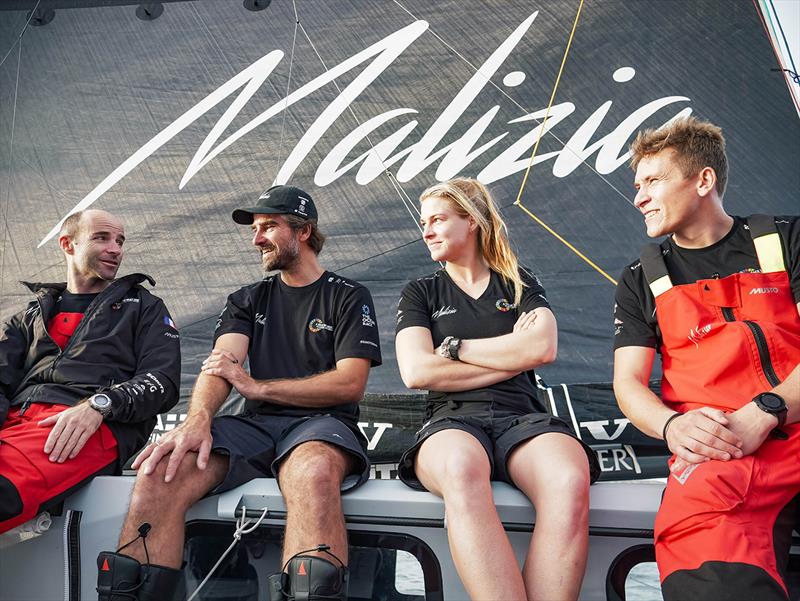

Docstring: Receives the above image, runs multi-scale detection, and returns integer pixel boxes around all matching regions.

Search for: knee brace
[269,555,348,601]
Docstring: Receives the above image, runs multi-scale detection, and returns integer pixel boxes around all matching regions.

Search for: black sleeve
[776,215,800,303]
[395,279,431,334]
[213,286,254,343]
[0,307,33,426]
[333,285,382,366]
[104,294,182,422]
[518,269,552,313]
[613,262,658,350]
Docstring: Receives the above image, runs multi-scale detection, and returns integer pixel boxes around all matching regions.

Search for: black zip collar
[20,273,156,296]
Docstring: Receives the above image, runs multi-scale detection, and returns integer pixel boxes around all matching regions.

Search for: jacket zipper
[50,284,115,372]
[743,321,781,387]
[18,400,32,415]
[721,307,781,387]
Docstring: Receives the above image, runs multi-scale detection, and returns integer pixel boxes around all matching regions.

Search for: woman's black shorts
[398,401,600,490]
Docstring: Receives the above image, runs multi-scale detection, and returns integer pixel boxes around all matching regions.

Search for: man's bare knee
[280,442,349,498]
[130,451,223,514]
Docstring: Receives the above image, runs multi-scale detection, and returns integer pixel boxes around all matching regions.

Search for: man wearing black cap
[98,186,382,601]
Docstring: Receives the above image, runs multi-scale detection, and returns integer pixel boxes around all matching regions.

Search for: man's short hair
[284,214,325,255]
[60,212,85,240]
[630,116,728,197]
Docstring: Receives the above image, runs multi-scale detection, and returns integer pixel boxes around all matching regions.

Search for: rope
[0,0,41,70]
[390,0,633,209]
[277,1,301,167]
[392,0,619,286]
[185,505,269,601]
[511,0,617,285]
[1,24,26,301]
[294,17,423,232]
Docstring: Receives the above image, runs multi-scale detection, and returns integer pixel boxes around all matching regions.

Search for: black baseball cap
[232,185,318,224]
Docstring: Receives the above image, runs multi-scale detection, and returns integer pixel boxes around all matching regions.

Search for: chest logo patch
[748,287,779,295]
[687,323,713,348]
[495,298,516,312]
[309,318,334,333]
[432,305,457,319]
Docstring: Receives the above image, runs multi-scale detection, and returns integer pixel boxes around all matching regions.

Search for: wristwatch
[439,336,462,361]
[752,392,787,428]
[89,393,113,419]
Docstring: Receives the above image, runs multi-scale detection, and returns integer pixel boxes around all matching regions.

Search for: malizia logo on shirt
[495,298,516,312]
[308,318,334,333]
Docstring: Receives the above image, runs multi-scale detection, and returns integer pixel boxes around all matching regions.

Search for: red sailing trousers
[0,403,118,534]
[641,219,800,599]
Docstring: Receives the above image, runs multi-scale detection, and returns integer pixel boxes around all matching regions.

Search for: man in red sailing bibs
[613,117,800,600]
[0,209,180,537]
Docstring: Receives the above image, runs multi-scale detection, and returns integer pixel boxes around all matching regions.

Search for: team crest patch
[308,318,334,333]
[495,298,515,312]
[361,304,376,327]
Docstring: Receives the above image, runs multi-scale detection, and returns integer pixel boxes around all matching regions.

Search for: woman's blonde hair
[421,177,525,306]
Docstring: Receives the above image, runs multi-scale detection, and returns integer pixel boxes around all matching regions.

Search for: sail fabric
[1,0,798,480]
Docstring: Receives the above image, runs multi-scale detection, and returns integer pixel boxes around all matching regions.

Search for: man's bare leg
[117,452,229,568]
[508,433,591,601]
[415,429,527,601]
[278,441,353,566]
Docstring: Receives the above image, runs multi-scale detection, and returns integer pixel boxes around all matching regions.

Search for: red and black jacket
[0,273,181,466]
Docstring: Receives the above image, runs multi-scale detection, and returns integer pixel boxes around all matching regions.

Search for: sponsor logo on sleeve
[361,304,376,327]
[359,339,379,348]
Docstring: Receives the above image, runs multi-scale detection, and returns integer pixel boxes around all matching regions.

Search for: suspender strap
[640,243,673,297]
[748,214,786,273]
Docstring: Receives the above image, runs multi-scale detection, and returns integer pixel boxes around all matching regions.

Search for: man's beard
[261,237,300,273]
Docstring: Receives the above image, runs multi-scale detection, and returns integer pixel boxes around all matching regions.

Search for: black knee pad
[97,551,142,601]
[0,475,23,522]
[274,555,348,601]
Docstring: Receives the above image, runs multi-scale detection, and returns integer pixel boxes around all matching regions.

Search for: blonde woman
[395,178,599,600]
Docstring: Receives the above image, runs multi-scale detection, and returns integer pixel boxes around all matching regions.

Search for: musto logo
[496,298,515,312]
[309,318,334,333]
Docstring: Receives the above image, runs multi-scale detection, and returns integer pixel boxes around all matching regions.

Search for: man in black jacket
[0,209,180,537]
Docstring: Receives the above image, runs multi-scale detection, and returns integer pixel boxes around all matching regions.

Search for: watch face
[759,393,785,411]
[92,394,111,408]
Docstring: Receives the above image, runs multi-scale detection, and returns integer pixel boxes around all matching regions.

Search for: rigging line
[2,29,25,301]
[295,19,423,234]
[0,0,41,71]
[767,0,798,76]
[516,203,617,286]
[753,0,800,113]
[277,1,300,166]
[512,0,617,287]
[390,0,633,209]
[515,0,584,207]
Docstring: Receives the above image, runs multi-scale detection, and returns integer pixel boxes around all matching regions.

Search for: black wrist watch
[89,393,113,419]
[752,392,787,428]
[439,336,462,361]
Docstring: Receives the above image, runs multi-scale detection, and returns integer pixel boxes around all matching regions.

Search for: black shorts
[398,402,601,491]
[208,412,370,495]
